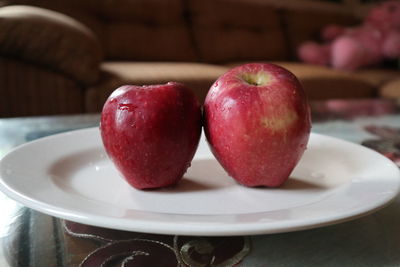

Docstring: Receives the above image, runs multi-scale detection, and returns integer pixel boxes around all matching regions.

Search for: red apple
[204,63,311,187]
[100,82,202,189]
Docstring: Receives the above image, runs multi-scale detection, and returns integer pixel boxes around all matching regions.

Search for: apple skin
[204,63,311,187]
[100,82,202,189]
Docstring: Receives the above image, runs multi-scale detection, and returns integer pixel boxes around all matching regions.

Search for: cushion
[85,62,229,112]
[189,0,288,62]
[2,0,106,41]
[99,0,197,60]
[104,24,197,61]
[0,57,84,117]
[2,0,195,61]
[99,0,185,25]
[0,5,102,85]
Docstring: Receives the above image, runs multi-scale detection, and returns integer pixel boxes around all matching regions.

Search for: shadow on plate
[281,177,327,191]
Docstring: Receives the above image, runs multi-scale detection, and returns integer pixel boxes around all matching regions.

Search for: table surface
[1,99,400,266]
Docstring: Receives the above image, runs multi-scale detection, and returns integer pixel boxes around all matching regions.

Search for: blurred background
[0,0,399,118]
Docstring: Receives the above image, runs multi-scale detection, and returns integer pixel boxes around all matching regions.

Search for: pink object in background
[321,24,346,41]
[331,26,383,70]
[298,42,331,66]
[297,0,400,71]
[383,31,400,58]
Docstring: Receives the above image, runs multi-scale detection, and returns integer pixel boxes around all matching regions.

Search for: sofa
[0,0,399,117]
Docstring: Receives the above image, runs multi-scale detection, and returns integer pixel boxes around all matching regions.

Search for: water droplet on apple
[118,103,137,112]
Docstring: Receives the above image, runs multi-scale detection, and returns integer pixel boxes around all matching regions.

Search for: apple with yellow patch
[204,63,311,187]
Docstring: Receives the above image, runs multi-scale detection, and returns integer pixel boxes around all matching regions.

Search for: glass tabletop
[1,99,400,266]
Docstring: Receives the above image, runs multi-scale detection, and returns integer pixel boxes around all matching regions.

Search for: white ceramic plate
[0,128,399,236]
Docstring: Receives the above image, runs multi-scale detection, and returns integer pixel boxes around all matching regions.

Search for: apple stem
[241,72,270,86]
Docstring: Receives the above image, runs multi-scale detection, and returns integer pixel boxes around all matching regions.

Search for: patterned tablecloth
[1,99,400,266]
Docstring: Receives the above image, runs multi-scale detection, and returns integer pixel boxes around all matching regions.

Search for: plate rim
[1,127,399,236]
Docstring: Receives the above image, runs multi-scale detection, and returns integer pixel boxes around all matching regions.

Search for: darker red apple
[204,63,311,187]
[100,82,202,189]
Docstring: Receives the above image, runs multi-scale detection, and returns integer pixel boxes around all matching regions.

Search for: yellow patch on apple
[261,107,298,131]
